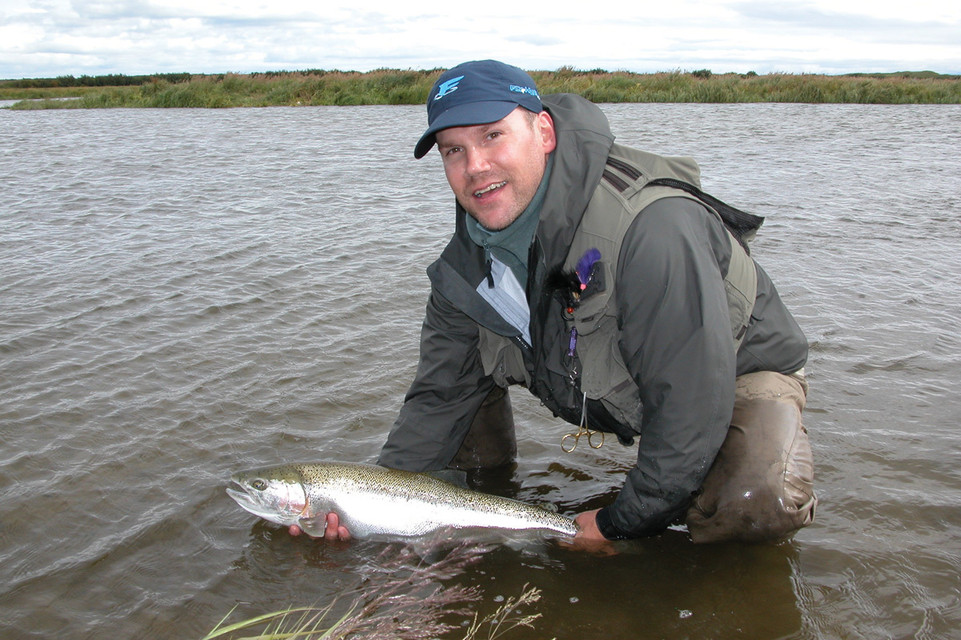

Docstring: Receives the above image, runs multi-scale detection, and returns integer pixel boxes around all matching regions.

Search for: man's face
[435,107,557,231]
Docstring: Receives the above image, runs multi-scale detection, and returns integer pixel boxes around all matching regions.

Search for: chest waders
[478,144,763,429]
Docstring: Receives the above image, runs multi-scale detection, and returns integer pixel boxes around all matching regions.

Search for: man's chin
[466,209,521,232]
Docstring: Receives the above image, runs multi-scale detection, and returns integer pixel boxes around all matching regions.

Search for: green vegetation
[199,544,549,640]
[202,584,546,640]
[1,72,193,89]
[3,68,959,108]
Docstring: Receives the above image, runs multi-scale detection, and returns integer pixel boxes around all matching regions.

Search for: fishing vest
[478,143,763,428]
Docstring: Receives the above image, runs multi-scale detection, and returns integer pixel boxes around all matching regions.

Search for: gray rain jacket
[379,94,808,538]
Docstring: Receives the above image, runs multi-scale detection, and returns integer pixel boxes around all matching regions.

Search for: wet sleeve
[596,197,737,539]
[377,288,496,472]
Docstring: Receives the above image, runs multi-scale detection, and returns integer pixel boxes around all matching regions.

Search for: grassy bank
[4,68,960,108]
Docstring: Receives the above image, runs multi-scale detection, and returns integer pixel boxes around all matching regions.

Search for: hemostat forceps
[561,392,605,453]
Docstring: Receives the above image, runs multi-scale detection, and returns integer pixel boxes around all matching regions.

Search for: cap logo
[433,75,465,101]
[510,84,539,98]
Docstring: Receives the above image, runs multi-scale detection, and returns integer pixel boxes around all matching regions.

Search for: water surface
[1,102,959,639]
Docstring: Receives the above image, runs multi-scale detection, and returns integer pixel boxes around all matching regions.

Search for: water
[1,102,959,640]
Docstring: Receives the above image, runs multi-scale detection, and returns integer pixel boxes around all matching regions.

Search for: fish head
[226,465,309,527]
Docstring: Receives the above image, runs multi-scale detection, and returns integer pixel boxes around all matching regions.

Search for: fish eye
[251,479,268,491]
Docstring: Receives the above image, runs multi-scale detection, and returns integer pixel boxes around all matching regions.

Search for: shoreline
[3,68,959,108]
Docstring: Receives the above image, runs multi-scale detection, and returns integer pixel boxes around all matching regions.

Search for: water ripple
[1,103,960,639]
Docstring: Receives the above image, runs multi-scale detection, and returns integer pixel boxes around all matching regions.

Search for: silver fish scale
[290,462,578,538]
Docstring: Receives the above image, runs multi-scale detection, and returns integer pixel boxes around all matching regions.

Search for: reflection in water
[445,533,805,639]
[228,516,804,639]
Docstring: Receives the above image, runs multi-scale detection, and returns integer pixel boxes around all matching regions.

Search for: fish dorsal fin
[425,469,469,489]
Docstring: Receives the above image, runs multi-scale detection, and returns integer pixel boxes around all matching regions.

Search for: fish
[226,461,578,540]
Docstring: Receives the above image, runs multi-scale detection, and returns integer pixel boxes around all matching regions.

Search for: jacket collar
[536,93,616,270]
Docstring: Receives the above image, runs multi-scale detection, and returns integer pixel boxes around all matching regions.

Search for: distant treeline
[0,70,377,88]
[3,67,959,108]
[1,72,194,88]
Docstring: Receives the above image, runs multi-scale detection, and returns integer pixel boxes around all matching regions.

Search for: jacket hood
[537,94,616,268]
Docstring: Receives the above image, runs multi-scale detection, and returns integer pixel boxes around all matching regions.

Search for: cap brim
[413,100,520,159]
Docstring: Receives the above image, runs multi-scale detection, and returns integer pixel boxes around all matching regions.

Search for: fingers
[561,535,619,556]
[565,509,618,555]
[287,514,352,541]
[324,512,351,542]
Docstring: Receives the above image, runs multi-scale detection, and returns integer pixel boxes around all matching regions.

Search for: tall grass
[5,68,959,108]
[529,69,961,104]
[201,543,550,640]
[203,584,546,640]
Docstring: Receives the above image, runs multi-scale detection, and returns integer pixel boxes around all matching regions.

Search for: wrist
[595,506,630,540]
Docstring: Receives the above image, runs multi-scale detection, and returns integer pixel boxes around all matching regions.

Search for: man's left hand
[570,509,617,554]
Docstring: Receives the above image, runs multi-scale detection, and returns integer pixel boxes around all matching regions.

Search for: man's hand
[569,508,617,554]
[287,512,351,541]
[574,508,606,540]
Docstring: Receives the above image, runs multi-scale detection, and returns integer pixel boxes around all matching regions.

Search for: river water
[1,101,959,640]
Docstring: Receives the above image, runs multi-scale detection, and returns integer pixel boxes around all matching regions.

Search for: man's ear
[537,111,557,154]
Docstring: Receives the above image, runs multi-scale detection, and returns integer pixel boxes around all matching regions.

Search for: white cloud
[0,0,958,79]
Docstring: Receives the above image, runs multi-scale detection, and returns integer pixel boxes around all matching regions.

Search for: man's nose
[465,147,491,175]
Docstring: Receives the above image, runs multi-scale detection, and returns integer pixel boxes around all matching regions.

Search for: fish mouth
[226,483,289,524]
[226,485,251,507]
[226,485,259,513]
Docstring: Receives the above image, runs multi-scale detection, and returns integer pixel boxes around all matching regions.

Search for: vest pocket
[573,314,644,431]
[723,236,758,350]
[477,328,530,388]
[725,278,753,342]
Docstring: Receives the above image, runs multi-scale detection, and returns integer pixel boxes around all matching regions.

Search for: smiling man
[434,104,556,232]
[313,60,817,545]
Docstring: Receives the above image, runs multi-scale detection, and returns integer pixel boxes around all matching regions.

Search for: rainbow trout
[227,461,577,540]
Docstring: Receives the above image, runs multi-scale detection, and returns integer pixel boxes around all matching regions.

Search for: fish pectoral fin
[297,514,329,537]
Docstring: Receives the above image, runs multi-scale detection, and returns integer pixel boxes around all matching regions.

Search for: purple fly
[575,248,601,289]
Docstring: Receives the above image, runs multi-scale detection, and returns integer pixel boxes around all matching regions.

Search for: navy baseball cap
[414,60,543,159]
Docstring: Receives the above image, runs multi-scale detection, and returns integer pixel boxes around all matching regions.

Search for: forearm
[378,290,494,471]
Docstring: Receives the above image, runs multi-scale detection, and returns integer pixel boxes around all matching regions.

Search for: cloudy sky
[2,0,959,80]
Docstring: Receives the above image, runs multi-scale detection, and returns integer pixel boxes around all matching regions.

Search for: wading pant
[449,385,517,470]
[685,370,817,544]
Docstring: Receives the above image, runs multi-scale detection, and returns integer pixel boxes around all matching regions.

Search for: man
[299,60,816,545]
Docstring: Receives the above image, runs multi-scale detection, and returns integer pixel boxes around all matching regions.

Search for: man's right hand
[288,512,352,541]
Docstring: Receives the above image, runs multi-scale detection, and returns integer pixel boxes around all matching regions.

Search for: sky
[2,0,960,80]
